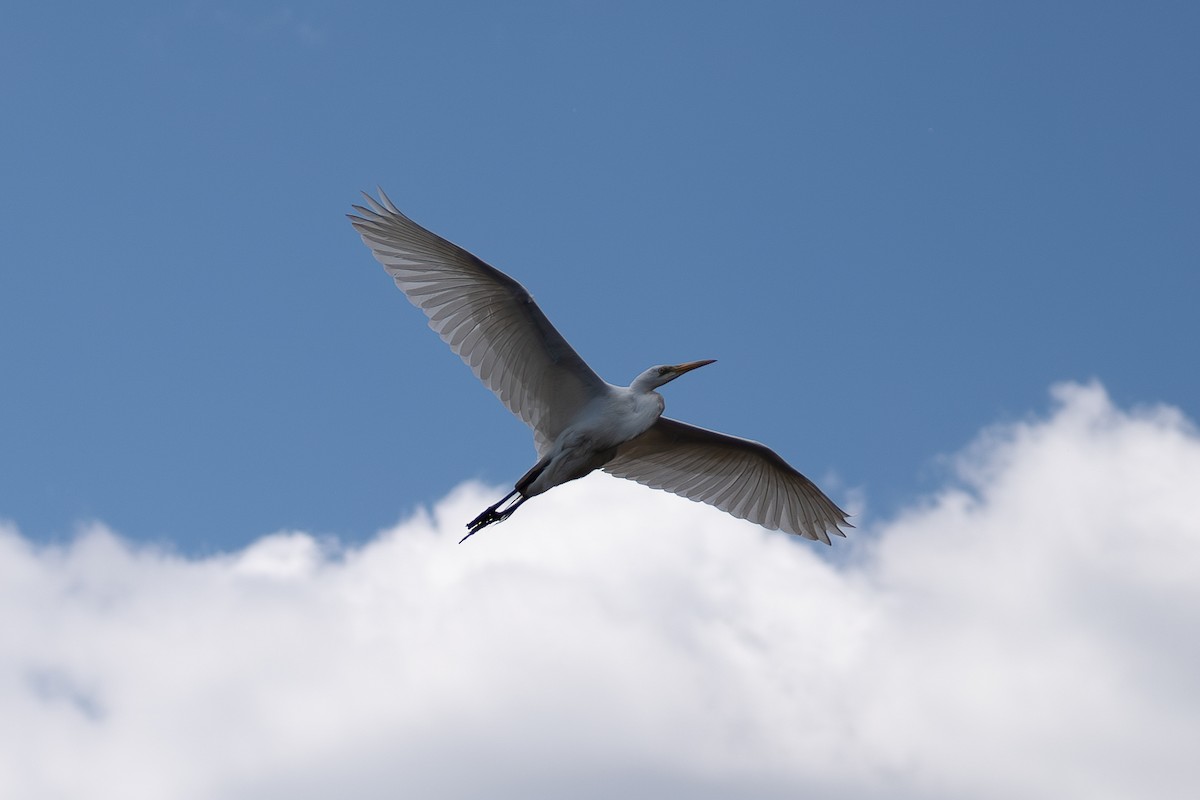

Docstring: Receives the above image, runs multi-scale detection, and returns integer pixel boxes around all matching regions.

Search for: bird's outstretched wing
[603,417,851,543]
[349,190,607,454]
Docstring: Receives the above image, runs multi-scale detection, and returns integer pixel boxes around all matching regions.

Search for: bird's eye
[658,367,669,375]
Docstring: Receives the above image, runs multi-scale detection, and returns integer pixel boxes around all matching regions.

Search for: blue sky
[3,1,1198,553]
[4,5,1200,798]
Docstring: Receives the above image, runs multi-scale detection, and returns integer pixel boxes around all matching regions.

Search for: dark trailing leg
[461,490,526,543]
[460,458,549,543]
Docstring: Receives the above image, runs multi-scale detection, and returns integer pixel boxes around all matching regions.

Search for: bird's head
[632,359,716,392]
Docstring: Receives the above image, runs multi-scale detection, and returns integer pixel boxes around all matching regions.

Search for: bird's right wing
[603,417,850,544]
[349,190,608,454]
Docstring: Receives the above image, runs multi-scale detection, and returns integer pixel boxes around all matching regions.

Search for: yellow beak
[671,359,717,375]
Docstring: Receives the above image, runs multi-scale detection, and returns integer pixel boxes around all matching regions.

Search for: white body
[527,384,665,497]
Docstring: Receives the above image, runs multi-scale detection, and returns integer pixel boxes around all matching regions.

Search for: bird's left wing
[349,190,607,454]
[603,417,850,543]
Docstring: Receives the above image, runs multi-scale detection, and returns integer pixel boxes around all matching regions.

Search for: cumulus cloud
[1,381,1197,799]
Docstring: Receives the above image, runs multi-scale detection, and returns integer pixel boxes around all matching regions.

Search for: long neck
[630,372,667,394]
[616,383,666,437]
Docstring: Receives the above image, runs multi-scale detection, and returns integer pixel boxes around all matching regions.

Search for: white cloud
[1,381,1197,799]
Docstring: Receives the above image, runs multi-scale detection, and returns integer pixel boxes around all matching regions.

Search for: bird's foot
[460,490,525,543]
[460,504,516,543]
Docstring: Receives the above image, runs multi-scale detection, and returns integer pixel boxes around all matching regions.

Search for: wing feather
[349,190,607,454]
[603,417,850,543]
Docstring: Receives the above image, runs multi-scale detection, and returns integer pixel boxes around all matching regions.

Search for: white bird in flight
[349,190,850,544]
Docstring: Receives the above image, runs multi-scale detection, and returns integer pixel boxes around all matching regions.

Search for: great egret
[349,190,850,544]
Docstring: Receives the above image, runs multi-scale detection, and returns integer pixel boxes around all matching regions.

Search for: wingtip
[376,186,401,213]
[354,187,406,220]
[358,191,386,216]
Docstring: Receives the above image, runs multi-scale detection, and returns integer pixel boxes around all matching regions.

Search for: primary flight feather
[349,189,850,544]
